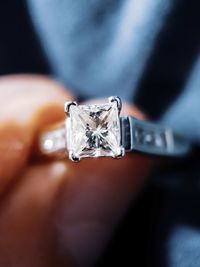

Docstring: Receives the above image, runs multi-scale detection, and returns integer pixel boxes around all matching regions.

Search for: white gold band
[39,115,191,159]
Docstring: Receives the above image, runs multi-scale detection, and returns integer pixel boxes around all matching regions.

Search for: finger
[0,99,154,266]
[52,103,155,266]
[0,74,74,194]
[0,161,75,267]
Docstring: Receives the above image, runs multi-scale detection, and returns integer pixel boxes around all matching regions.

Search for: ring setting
[65,97,124,161]
[40,96,190,162]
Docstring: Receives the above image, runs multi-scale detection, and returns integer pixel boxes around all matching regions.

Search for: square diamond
[66,100,123,161]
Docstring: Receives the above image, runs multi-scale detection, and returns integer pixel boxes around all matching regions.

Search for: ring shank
[39,117,191,158]
[40,124,67,157]
[121,116,190,157]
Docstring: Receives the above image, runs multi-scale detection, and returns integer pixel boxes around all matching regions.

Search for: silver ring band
[39,97,191,161]
[121,116,190,156]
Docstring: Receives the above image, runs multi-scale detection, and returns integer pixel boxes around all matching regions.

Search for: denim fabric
[162,56,200,143]
[27,0,173,101]
[27,1,200,266]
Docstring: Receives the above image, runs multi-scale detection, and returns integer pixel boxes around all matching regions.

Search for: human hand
[0,75,154,267]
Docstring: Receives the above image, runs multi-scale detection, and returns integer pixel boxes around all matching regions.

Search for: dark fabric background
[0,0,49,75]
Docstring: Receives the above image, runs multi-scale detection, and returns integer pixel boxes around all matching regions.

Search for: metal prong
[69,151,80,162]
[108,96,122,112]
[64,101,77,113]
[114,147,125,159]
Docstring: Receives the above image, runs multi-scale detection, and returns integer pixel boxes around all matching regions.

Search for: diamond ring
[39,97,191,162]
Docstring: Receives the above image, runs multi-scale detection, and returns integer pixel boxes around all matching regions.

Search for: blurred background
[0,0,200,266]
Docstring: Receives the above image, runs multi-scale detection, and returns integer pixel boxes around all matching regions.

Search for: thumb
[0,74,74,194]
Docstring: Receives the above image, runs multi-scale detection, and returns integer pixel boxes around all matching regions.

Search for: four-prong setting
[65,96,125,161]
[64,101,77,113]
[114,147,125,159]
[108,96,122,113]
[69,151,80,162]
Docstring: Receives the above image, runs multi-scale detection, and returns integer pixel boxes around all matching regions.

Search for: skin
[0,75,154,267]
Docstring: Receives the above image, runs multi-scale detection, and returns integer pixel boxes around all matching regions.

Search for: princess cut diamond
[66,98,124,161]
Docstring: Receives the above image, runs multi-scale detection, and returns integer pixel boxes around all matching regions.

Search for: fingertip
[0,74,75,195]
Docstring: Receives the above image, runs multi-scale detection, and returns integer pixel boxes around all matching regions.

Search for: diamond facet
[66,99,122,160]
